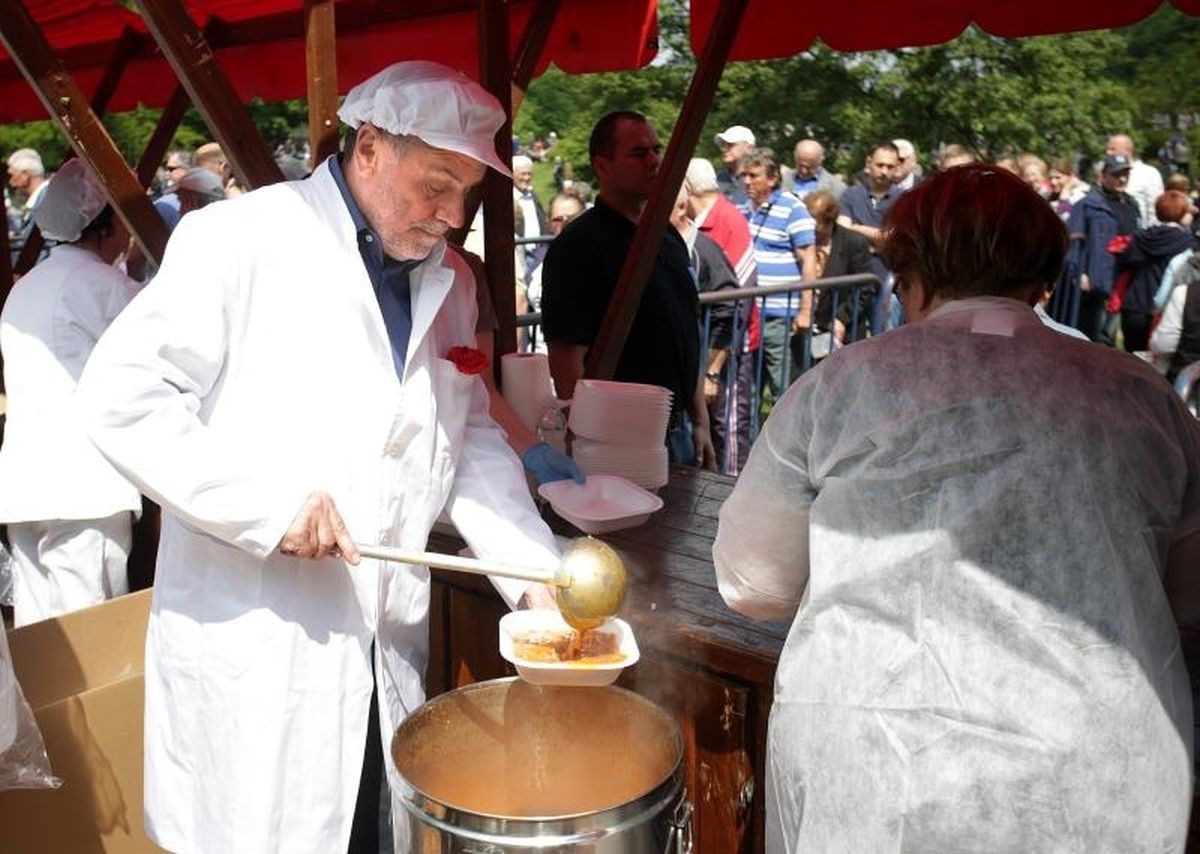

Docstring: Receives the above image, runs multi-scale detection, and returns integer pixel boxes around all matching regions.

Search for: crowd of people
[504,121,1200,475]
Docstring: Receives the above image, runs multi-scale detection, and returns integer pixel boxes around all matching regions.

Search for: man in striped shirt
[740,148,816,401]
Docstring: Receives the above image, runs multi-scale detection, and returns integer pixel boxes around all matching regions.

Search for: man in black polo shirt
[541,110,715,467]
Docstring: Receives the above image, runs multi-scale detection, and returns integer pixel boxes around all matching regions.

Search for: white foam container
[499,609,639,687]
[538,475,664,533]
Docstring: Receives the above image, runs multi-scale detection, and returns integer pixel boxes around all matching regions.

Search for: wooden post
[477,0,517,358]
[305,0,339,169]
[90,27,141,115]
[136,0,284,189]
[0,0,170,269]
[448,0,560,247]
[135,84,192,189]
[584,0,749,380]
[12,25,141,274]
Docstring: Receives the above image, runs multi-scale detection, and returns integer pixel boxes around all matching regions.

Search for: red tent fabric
[691,0,1200,60]
[0,0,659,123]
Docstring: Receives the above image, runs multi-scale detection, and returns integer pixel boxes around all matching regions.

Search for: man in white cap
[6,147,50,262]
[77,60,562,854]
[0,158,142,626]
[714,124,755,205]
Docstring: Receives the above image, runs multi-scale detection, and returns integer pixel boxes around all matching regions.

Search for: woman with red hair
[714,164,1200,853]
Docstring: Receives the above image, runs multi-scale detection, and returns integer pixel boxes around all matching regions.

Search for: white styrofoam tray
[538,475,664,534]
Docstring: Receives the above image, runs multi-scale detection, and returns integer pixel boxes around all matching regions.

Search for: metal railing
[513,273,882,474]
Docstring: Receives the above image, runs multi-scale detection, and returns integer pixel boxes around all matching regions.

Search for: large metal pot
[392,677,691,852]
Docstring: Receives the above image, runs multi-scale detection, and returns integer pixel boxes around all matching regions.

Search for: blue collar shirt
[328,154,419,379]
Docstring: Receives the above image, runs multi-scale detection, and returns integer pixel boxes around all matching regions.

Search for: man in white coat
[77,61,561,854]
[714,164,1200,852]
[0,158,142,626]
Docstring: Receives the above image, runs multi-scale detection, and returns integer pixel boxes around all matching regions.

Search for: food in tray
[512,628,626,664]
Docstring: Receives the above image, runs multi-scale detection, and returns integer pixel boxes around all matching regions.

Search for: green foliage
[877,28,1133,166]
[516,5,1198,183]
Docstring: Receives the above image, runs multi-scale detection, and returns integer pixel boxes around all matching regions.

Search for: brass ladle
[357,536,628,631]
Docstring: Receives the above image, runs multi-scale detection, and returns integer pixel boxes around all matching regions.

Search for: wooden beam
[511,0,561,97]
[304,0,339,169]
[448,0,561,248]
[90,26,140,116]
[477,0,518,358]
[136,84,192,188]
[0,0,170,271]
[136,0,284,189]
[12,25,141,274]
[585,0,749,380]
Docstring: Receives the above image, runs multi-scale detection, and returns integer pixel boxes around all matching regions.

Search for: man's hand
[693,422,717,471]
[280,491,360,564]
[519,583,558,610]
[1079,273,1091,293]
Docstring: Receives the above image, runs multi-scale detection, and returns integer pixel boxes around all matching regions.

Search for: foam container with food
[499,609,639,687]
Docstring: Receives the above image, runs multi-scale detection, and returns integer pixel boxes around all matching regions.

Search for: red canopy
[692,0,1200,59]
[0,0,659,123]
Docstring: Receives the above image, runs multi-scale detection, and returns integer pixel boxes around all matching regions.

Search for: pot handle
[664,790,694,854]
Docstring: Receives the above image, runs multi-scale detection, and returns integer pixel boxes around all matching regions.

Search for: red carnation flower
[446,346,489,376]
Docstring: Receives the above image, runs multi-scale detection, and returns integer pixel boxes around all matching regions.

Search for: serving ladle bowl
[357,536,628,631]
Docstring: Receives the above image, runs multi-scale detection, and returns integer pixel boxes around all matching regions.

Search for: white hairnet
[34,158,108,243]
[7,148,44,176]
[337,60,511,178]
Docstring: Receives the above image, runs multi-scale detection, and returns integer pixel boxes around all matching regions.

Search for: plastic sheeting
[713,298,1200,851]
[0,621,59,790]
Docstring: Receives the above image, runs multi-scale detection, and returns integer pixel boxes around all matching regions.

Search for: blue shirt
[740,188,815,316]
[328,154,418,379]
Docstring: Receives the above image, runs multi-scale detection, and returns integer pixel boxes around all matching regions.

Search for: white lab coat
[714,298,1200,853]
[0,244,142,523]
[76,161,560,854]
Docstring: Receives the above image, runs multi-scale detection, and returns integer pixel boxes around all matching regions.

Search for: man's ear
[353,124,381,177]
[591,155,609,185]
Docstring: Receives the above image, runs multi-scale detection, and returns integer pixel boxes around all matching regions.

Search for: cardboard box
[0,590,166,853]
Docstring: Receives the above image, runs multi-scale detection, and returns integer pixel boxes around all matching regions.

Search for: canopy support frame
[0,0,170,272]
[136,0,283,189]
[304,0,339,168]
[584,0,749,381]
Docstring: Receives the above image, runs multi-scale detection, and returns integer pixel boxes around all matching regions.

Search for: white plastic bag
[0,536,13,607]
[0,621,60,789]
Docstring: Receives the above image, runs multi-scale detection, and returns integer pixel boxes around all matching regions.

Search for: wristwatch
[705,371,720,382]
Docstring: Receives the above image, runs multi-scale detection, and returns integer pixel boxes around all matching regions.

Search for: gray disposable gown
[714,297,1200,853]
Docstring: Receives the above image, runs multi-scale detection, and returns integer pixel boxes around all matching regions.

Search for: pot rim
[391,677,684,832]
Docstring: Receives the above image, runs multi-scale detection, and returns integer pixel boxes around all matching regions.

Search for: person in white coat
[714,164,1200,853]
[0,158,141,627]
[77,61,562,854]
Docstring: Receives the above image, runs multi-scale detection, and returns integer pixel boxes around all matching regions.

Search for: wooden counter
[425,467,788,852]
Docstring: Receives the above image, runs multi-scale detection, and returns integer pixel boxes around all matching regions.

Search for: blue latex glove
[522,442,585,486]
